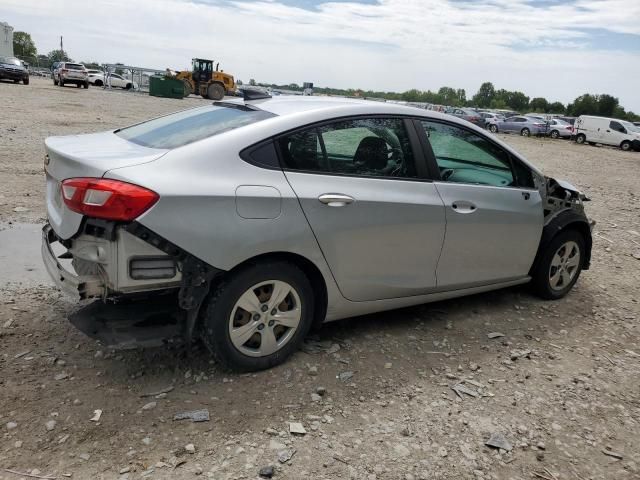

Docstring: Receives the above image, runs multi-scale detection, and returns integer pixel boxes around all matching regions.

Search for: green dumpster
[149,75,185,99]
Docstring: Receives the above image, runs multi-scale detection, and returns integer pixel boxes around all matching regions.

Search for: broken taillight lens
[61,178,159,221]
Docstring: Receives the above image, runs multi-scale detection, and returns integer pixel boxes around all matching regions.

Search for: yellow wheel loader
[175,59,236,100]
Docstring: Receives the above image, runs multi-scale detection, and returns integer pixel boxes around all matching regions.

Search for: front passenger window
[421,121,531,188]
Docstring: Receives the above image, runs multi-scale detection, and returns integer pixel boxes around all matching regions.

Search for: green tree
[595,94,619,117]
[47,49,72,63]
[13,31,37,58]
[547,101,565,114]
[529,97,549,112]
[471,82,495,108]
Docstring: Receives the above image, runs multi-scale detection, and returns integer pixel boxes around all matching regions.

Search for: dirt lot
[1,77,639,480]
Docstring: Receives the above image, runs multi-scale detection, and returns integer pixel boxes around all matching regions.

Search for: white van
[574,115,640,151]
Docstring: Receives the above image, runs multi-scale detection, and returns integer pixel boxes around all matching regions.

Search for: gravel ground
[1,77,639,480]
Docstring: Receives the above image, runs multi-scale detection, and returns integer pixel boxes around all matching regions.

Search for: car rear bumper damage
[42,220,224,347]
[42,224,106,299]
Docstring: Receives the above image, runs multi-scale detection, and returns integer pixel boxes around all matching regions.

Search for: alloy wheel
[228,280,301,357]
[548,241,581,291]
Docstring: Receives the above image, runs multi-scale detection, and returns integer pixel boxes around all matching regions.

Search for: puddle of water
[0,222,56,287]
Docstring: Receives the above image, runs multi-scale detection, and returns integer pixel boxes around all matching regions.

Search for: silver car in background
[42,96,593,371]
[547,118,573,139]
[488,115,549,136]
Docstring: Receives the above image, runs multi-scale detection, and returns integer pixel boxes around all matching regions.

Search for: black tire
[521,128,530,137]
[94,79,103,87]
[23,77,29,85]
[620,141,631,152]
[182,79,193,97]
[76,83,81,88]
[575,134,586,144]
[83,82,89,89]
[550,130,559,139]
[125,83,132,90]
[531,230,585,300]
[489,124,498,133]
[207,82,225,101]
[59,79,64,87]
[201,261,315,372]
[53,78,58,86]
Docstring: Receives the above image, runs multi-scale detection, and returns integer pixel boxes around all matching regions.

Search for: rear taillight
[61,178,159,221]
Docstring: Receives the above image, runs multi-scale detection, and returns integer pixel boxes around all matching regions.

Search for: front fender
[529,209,594,275]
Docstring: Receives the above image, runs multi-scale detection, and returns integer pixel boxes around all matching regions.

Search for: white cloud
[1,0,639,110]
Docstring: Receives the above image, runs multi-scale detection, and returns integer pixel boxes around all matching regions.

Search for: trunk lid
[45,131,167,239]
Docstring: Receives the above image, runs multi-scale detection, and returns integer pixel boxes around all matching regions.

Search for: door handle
[318,193,355,207]
[451,201,477,214]
[522,191,530,200]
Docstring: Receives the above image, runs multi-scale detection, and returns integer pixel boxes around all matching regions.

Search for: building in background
[1,21,14,57]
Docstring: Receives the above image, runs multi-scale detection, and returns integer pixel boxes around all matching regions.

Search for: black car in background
[0,56,29,85]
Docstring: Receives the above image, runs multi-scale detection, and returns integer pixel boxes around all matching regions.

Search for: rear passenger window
[278,118,417,179]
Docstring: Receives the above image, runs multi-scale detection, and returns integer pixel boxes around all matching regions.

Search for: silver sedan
[42,96,593,371]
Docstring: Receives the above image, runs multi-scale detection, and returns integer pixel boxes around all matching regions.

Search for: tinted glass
[65,63,85,70]
[279,118,417,179]
[117,105,275,149]
[421,121,515,187]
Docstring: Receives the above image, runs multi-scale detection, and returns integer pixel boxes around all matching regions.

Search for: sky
[1,0,639,111]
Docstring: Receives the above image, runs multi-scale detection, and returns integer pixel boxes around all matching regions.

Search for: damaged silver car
[42,94,593,371]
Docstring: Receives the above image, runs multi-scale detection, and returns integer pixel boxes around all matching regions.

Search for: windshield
[621,121,638,132]
[0,56,21,66]
[65,63,85,70]
[116,104,276,149]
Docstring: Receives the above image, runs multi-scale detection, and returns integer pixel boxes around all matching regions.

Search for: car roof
[217,95,544,176]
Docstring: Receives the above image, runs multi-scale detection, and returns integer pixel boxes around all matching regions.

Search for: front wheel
[23,77,29,85]
[575,134,586,144]
[489,124,498,133]
[201,261,315,372]
[531,230,585,300]
[83,82,89,89]
[207,82,225,101]
[521,128,530,137]
[621,140,631,151]
[53,78,58,86]
[59,79,64,87]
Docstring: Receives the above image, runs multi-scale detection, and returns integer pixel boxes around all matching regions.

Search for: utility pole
[60,36,63,54]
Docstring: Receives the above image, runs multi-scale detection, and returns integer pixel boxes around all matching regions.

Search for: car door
[417,120,543,289]
[277,117,446,302]
[501,117,517,132]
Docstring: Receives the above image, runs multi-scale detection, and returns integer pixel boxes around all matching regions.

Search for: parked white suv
[53,62,89,89]
[574,115,640,151]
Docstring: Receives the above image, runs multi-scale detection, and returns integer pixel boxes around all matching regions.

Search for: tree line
[11,30,638,122]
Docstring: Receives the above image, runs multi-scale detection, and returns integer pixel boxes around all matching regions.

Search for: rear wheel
[489,124,498,133]
[207,82,225,101]
[550,130,559,139]
[521,128,530,137]
[94,79,103,87]
[621,140,631,151]
[23,77,29,85]
[59,79,64,87]
[531,230,585,300]
[83,81,89,89]
[76,83,81,88]
[125,83,132,90]
[575,133,586,144]
[201,262,314,372]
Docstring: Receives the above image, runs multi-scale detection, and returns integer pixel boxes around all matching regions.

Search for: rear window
[65,63,85,70]
[116,105,275,149]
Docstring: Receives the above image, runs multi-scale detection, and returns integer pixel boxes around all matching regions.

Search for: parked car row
[49,62,139,90]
